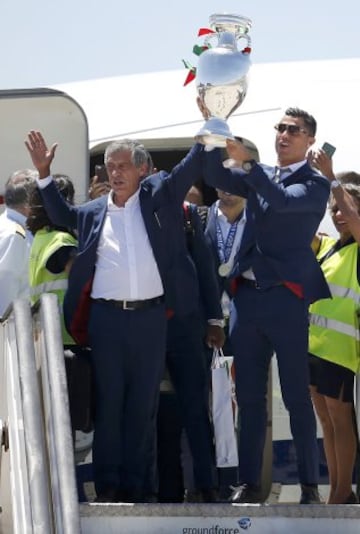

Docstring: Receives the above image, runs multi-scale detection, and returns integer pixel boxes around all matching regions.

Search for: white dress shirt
[275,160,307,181]
[91,190,164,300]
[37,176,164,301]
[0,208,33,316]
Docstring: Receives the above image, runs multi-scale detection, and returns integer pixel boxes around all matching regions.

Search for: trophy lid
[209,13,252,35]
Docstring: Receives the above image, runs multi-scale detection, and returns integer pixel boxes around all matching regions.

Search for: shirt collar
[5,207,27,227]
[108,188,140,210]
[216,200,246,225]
[277,160,307,175]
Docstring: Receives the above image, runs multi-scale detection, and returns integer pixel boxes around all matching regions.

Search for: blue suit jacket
[183,203,222,322]
[39,143,219,344]
[203,150,331,302]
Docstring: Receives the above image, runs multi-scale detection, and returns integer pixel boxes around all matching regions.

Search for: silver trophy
[196,13,252,147]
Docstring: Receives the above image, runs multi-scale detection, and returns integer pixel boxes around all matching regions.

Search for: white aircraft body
[0,57,360,532]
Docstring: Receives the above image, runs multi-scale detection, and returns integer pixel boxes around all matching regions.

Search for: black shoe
[299,484,321,504]
[184,488,218,503]
[343,491,359,504]
[230,484,263,504]
[94,487,121,503]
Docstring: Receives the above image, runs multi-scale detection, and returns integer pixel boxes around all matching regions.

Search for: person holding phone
[308,151,360,504]
[88,165,111,200]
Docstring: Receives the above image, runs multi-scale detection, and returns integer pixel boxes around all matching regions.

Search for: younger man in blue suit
[202,107,331,504]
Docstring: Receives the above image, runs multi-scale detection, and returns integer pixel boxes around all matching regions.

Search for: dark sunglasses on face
[274,123,308,136]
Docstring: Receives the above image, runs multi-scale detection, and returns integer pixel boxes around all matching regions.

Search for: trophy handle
[204,32,252,54]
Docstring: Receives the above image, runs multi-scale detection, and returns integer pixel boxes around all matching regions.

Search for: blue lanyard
[216,218,239,264]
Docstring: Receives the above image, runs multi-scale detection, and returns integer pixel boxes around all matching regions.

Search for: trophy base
[195,118,234,147]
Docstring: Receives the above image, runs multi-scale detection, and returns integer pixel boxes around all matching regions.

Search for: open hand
[25,130,57,178]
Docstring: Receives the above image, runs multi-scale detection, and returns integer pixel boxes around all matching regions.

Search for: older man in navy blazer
[202,107,331,504]
[25,130,218,503]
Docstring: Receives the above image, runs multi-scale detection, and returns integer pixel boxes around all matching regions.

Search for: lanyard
[216,217,239,264]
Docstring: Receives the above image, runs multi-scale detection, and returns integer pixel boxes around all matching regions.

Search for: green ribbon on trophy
[182,25,252,87]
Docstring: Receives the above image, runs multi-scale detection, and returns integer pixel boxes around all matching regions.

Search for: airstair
[1,294,360,533]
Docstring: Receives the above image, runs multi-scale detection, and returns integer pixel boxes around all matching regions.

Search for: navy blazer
[203,150,331,302]
[39,143,217,344]
[183,203,223,322]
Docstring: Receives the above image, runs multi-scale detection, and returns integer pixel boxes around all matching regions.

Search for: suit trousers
[230,284,319,487]
[165,312,215,490]
[88,299,166,495]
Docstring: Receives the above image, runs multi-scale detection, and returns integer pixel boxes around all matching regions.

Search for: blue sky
[1,0,358,89]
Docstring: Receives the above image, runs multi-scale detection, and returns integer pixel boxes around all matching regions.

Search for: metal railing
[0,295,81,533]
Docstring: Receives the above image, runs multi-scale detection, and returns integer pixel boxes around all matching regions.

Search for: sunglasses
[274,123,308,136]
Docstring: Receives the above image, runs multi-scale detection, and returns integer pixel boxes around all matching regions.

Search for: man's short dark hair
[4,169,37,208]
[27,174,75,234]
[285,107,317,137]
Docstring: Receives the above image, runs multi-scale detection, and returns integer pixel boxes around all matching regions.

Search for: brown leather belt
[93,295,164,310]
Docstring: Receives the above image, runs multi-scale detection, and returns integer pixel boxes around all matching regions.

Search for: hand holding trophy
[189,13,252,148]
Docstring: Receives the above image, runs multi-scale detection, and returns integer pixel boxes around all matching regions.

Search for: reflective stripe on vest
[327,282,360,305]
[309,236,360,373]
[309,313,360,341]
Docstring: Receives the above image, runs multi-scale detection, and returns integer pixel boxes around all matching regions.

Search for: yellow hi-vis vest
[309,235,360,373]
[29,228,77,346]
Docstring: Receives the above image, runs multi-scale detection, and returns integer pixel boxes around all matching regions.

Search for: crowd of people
[0,104,359,506]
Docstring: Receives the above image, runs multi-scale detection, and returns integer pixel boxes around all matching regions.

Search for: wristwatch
[241,160,256,173]
[330,179,341,190]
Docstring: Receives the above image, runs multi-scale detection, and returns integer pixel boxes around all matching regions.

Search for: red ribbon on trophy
[182,26,252,86]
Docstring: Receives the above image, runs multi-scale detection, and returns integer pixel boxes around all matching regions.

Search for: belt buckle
[123,300,135,310]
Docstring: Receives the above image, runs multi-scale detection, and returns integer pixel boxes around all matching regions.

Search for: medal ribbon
[216,218,239,265]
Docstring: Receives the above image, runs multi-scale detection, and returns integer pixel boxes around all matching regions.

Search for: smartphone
[321,142,336,159]
[95,164,109,183]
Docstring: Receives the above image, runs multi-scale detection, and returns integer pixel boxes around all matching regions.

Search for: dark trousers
[161,312,215,492]
[88,299,166,495]
[157,393,184,502]
[230,284,319,487]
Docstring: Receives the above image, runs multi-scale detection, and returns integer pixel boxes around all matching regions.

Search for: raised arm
[202,143,249,197]
[311,149,360,244]
[25,131,78,229]
[25,130,58,179]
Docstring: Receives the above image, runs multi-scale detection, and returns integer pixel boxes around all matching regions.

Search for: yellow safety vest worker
[29,227,77,346]
[309,235,360,373]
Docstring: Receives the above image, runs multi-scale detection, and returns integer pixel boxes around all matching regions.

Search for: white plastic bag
[211,348,239,468]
